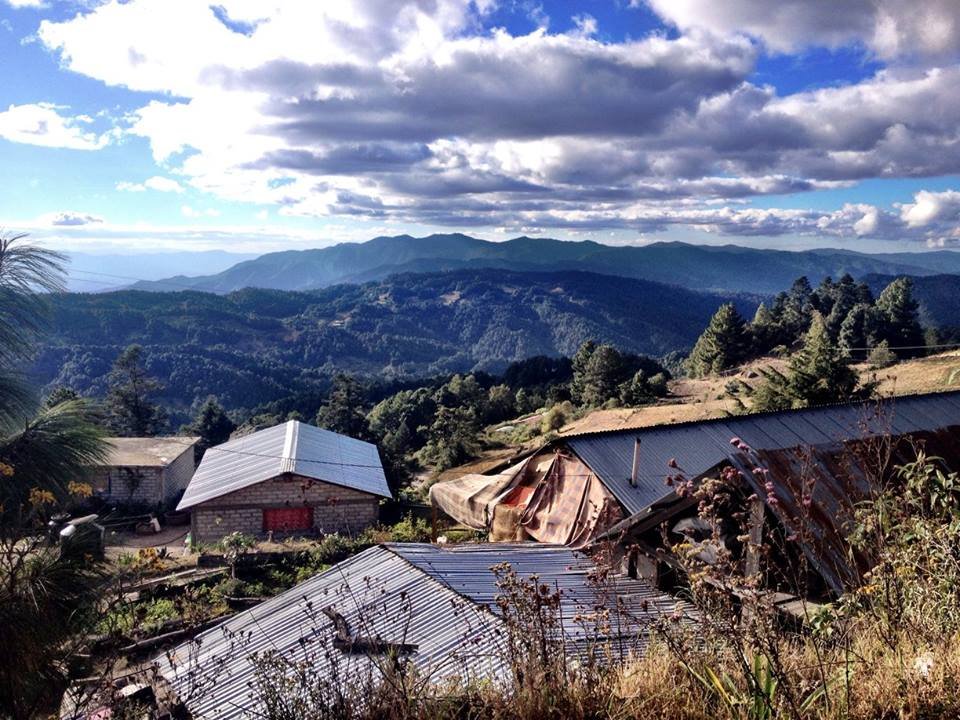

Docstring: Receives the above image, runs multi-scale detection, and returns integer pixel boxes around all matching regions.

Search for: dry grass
[560,351,960,437]
[872,350,960,396]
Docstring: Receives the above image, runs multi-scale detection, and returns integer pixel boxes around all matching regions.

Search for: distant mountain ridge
[130,234,960,296]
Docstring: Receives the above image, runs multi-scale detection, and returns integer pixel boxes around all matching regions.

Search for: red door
[263,507,314,532]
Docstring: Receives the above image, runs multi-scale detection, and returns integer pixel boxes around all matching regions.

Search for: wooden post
[745,496,765,578]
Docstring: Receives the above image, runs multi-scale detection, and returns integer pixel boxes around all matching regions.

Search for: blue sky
[2,0,960,259]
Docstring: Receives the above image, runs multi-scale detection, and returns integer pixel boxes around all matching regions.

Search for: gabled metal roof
[177,420,390,510]
[566,391,960,516]
[157,543,688,719]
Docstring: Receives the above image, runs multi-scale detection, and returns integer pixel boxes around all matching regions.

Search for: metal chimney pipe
[630,438,641,487]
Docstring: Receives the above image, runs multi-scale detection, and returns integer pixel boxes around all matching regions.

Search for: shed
[430,391,960,558]
[177,420,391,542]
[90,436,199,506]
[155,542,689,719]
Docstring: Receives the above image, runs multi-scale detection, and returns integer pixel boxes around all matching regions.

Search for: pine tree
[569,341,596,405]
[105,344,168,437]
[183,396,236,451]
[573,343,625,407]
[687,303,751,377]
[315,373,369,439]
[780,276,814,340]
[876,277,924,357]
[750,302,780,354]
[754,312,873,410]
[838,303,882,360]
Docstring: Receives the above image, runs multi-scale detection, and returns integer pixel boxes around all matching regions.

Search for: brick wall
[190,474,380,542]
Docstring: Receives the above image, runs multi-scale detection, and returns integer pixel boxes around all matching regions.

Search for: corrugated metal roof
[567,391,960,516]
[177,421,390,510]
[157,543,687,719]
[733,426,960,594]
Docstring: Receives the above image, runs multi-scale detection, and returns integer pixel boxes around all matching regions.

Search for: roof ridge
[280,419,298,474]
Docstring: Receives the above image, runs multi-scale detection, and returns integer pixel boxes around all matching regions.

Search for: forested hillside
[33,268,755,413]
[132,234,960,295]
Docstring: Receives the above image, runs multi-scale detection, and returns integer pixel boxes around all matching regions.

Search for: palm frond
[0,398,108,503]
[0,370,36,431]
[0,233,66,366]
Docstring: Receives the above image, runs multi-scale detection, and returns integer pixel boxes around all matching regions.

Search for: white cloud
[39,211,104,226]
[900,189,960,227]
[117,176,185,193]
[28,0,960,242]
[644,0,960,59]
[0,102,113,150]
[6,0,46,7]
[181,205,221,217]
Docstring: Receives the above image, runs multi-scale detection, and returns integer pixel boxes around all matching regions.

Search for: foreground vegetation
[180,451,960,720]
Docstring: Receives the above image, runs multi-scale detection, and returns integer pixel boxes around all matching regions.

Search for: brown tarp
[429,450,624,547]
[428,459,529,530]
[519,452,623,547]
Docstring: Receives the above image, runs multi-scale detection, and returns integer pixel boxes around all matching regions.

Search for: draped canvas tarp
[519,452,623,547]
[429,450,624,547]
[429,459,529,530]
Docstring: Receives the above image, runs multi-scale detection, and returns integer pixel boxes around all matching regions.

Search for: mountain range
[129,234,960,296]
[35,268,757,414]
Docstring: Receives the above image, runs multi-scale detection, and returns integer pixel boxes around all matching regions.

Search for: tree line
[687,274,928,410]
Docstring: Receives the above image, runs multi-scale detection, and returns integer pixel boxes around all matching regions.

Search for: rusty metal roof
[156,543,687,719]
[731,426,960,594]
[566,391,960,518]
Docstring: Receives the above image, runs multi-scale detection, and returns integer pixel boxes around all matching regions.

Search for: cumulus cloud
[27,0,960,242]
[0,103,113,150]
[645,0,960,59]
[900,189,960,228]
[41,211,104,226]
[117,176,185,193]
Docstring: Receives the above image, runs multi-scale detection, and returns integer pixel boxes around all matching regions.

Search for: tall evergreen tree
[750,302,780,354]
[875,277,925,357]
[0,235,109,717]
[687,303,751,377]
[838,303,882,359]
[315,373,369,439]
[754,312,873,411]
[569,340,597,405]
[183,395,236,451]
[105,344,167,437]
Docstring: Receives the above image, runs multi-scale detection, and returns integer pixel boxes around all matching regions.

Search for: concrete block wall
[190,473,380,542]
[92,466,164,504]
[163,447,197,504]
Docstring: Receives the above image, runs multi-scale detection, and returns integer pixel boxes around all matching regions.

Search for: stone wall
[189,473,380,542]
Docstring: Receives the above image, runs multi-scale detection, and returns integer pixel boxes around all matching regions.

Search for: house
[430,391,960,576]
[90,436,199,505]
[155,542,689,719]
[177,420,391,542]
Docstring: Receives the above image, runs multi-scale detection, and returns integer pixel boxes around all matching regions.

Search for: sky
[3,0,960,258]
